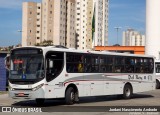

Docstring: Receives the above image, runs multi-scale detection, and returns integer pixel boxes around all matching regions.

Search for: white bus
[155,60,160,89]
[8,46,155,105]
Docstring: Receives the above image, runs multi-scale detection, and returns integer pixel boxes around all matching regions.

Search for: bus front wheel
[156,80,160,89]
[123,84,133,99]
[65,87,75,105]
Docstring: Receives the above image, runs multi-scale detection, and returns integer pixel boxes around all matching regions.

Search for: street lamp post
[17,30,23,32]
[17,30,23,46]
[114,27,121,52]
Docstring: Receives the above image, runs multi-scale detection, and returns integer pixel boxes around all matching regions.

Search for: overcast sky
[0,0,145,47]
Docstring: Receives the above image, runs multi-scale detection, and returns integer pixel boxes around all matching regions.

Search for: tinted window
[46,52,64,82]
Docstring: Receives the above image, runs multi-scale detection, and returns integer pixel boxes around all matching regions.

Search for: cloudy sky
[0,0,145,47]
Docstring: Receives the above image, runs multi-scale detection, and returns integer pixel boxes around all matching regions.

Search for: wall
[0,53,7,91]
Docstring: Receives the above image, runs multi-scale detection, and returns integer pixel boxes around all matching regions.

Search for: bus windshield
[9,54,44,81]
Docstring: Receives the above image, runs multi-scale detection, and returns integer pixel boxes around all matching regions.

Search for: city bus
[8,46,155,105]
[155,60,160,89]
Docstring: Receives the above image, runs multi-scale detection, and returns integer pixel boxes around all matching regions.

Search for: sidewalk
[0,91,7,95]
[0,92,13,106]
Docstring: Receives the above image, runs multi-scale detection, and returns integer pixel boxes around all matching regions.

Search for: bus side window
[66,53,84,73]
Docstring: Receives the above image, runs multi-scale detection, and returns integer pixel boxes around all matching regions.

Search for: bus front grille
[15,93,29,97]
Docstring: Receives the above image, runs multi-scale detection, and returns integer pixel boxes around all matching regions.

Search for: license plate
[18,93,24,96]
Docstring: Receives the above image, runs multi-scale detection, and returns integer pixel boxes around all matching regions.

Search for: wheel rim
[125,88,131,97]
[70,91,75,101]
[156,81,158,88]
[156,80,159,89]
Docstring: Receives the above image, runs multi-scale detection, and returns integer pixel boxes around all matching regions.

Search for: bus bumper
[9,88,45,99]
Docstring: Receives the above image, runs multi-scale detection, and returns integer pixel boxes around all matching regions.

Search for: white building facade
[122,29,145,46]
[146,0,160,59]
[75,0,109,50]
[94,0,109,47]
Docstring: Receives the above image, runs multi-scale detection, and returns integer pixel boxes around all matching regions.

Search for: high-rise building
[22,2,42,46]
[22,0,76,48]
[75,0,109,50]
[94,0,109,47]
[22,0,109,50]
[122,29,145,46]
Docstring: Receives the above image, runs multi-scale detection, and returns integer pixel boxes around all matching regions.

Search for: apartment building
[66,0,76,48]
[94,0,109,47]
[22,0,108,50]
[22,2,42,46]
[22,0,76,48]
[122,29,145,46]
[75,0,109,50]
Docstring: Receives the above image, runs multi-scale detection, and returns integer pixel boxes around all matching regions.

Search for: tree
[113,44,120,46]
[35,40,53,46]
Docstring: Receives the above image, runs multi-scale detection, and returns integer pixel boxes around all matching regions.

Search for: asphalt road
[0,89,160,115]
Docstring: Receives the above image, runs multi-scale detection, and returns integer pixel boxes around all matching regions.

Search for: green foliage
[35,40,53,46]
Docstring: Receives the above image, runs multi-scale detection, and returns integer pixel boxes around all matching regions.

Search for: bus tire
[156,80,160,89]
[36,98,45,105]
[123,84,133,99]
[65,87,75,105]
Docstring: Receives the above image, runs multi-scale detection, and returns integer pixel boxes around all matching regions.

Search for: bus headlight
[32,83,44,91]
[8,86,15,91]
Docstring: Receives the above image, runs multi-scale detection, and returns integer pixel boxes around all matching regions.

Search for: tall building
[22,2,42,46]
[22,0,76,48]
[66,0,76,48]
[122,29,145,46]
[94,0,109,47]
[75,0,109,50]
[22,0,109,50]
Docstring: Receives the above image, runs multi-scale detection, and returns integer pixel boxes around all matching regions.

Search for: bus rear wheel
[123,84,133,99]
[156,80,160,89]
[65,87,75,105]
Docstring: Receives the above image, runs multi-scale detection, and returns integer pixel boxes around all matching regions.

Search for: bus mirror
[49,60,53,68]
[4,54,10,71]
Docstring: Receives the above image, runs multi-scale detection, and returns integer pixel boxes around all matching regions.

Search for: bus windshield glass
[9,49,44,81]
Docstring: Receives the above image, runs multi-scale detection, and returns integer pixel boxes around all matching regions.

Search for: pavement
[0,90,160,115]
